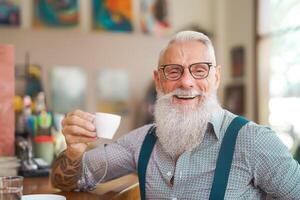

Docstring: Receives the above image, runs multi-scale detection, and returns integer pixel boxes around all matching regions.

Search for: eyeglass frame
[158,62,215,81]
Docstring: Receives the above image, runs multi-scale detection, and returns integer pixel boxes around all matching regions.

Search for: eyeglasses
[159,62,215,81]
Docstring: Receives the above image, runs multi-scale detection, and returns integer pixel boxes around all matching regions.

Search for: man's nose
[178,68,195,89]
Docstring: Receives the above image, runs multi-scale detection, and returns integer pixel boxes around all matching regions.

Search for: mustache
[157,89,206,100]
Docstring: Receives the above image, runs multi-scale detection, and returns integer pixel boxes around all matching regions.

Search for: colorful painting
[0,0,20,26]
[140,0,170,36]
[93,0,133,32]
[34,0,79,28]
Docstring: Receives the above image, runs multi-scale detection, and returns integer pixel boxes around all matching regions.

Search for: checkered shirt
[78,108,300,199]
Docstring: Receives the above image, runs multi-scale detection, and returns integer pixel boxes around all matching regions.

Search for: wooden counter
[23,177,116,200]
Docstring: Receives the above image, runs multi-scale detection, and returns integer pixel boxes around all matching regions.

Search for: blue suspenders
[137,116,249,200]
[137,126,157,200]
[208,116,249,200]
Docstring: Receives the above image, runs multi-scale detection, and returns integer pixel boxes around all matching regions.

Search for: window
[258,0,300,149]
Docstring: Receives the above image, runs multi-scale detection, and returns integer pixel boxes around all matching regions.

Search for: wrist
[65,146,85,160]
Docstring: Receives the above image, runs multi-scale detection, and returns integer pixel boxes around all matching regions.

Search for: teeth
[175,95,198,99]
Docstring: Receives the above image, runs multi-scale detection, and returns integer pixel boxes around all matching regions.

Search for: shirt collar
[208,107,224,140]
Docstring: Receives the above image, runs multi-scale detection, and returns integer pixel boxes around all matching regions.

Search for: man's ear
[153,70,162,92]
[214,65,221,88]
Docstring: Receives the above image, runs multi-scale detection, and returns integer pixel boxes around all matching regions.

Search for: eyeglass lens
[163,63,210,80]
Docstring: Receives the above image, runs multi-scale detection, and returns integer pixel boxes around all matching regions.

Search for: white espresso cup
[93,112,121,139]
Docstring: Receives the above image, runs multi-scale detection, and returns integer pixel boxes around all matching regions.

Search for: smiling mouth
[174,95,200,100]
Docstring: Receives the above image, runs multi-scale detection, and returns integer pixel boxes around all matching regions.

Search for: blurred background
[0,0,300,178]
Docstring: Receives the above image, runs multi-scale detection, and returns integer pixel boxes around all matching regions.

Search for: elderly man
[51,31,300,199]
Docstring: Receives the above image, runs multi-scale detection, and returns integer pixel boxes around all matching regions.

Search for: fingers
[63,125,96,138]
[67,109,94,122]
[61,110,97,147]
[65,134,97,145]
[63,114,95,132]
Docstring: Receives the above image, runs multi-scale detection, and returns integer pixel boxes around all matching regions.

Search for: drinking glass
[0,176,23,200]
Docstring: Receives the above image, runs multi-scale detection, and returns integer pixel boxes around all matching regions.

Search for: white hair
[159,30,216,65]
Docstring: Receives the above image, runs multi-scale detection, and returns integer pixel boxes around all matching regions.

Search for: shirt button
[167,171,172,176]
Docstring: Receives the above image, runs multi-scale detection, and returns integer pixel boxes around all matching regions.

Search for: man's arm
[51,149,83,191]
[251,127,300,198]
[50,110,97,191]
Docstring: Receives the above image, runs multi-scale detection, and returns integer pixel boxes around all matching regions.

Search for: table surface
[23,177,116,200]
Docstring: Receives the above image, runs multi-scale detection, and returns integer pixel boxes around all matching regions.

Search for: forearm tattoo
[51,150,83,191]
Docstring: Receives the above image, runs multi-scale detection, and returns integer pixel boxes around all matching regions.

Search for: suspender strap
[209,116,249,200]
[138,126,157,200]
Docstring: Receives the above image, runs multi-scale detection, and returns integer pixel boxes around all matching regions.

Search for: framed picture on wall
[231,46,245,77]
[96,68,130,114]
[51,66,86,113]
[140,0,170,36]
[0,0,20,26]
[34,0,79,28]
[224,84,245,115]
[93,0,133,32]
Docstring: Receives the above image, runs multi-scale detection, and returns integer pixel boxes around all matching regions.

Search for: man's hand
[62,109,97,154]
[51,109,97,191]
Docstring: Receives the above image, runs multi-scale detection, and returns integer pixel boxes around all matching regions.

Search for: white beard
[154,88,220,158]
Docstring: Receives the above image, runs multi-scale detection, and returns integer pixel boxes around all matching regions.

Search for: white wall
[170,0,214,33]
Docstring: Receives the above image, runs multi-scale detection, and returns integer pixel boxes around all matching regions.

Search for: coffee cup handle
[92,113,96,125]
[92,113,99,137]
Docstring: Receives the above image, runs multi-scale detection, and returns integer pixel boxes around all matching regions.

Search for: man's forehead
[161,41,211,64]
